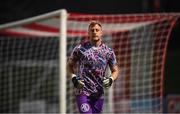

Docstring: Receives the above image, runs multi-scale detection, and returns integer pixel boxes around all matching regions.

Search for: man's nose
[92,30,97,33]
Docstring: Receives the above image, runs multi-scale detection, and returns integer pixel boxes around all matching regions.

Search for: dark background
[0,0,180,96]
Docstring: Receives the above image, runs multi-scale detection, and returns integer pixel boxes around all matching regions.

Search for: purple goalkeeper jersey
[70,41,117,96]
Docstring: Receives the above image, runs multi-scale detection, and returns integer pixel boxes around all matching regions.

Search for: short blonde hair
[88,20,102,29]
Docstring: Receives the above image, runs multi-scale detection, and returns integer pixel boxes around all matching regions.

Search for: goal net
[0,10,179,113]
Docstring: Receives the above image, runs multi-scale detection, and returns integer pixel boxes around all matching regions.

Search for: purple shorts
[76,94,104,113]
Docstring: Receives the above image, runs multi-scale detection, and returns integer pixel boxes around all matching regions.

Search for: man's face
[88,24,103,42]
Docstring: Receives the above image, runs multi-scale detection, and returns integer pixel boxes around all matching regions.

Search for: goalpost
[0,10,179,113]
[0,9,67,113]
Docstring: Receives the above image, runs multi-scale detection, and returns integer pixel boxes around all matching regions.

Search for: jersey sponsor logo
[80,103,90,112]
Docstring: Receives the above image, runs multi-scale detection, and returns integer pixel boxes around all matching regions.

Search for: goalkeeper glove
[103,76,114,88]
[71,74,85,89]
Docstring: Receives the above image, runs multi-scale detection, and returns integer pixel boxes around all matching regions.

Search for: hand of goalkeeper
[71,74,85,89]
[103,76,114,88]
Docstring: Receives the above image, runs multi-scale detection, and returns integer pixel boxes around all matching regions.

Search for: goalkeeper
[67,20,119,113]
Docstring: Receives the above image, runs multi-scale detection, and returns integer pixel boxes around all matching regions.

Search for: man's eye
[90,29,100,32]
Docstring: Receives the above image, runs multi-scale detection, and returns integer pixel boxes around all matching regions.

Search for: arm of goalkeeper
[67,57,85,89]
[103,64,119,88]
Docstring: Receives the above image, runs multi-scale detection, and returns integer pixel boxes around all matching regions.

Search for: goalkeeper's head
[88,20,102,29]
[88,20,103,45]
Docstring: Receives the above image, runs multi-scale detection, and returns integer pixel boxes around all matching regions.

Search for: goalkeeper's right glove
[71,74,85,89]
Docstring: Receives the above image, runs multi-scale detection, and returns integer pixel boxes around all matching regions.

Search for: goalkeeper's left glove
[103,76,114,88]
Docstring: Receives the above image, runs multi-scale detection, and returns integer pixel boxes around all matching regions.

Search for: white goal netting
[0,10,179,113]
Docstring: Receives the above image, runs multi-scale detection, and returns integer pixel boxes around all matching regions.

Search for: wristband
[110,76,114,81]
[71,74,77,78]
